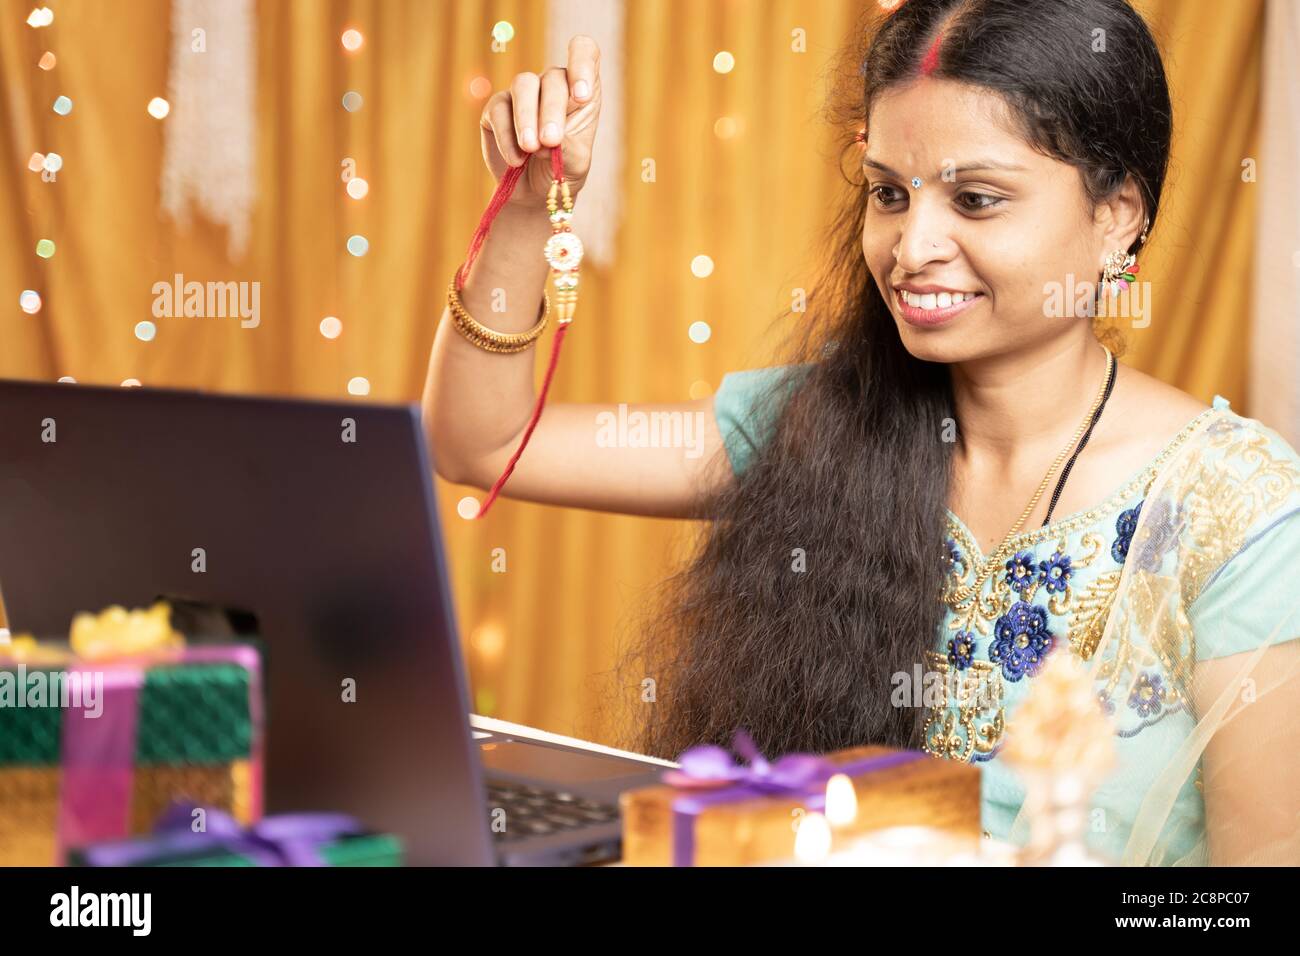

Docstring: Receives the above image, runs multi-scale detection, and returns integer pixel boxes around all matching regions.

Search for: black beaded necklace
[1040,350,1118,527]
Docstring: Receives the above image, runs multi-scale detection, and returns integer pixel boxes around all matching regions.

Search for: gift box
[68,804,403,867]
[0,602,264,866]
[619,732,980,866]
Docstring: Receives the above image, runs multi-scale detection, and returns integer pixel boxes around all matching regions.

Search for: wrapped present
[0,602,263,866]
[619,730,980,866]
[69,804,403,867]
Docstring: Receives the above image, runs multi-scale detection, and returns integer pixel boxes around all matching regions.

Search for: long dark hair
[617,0,1173,760]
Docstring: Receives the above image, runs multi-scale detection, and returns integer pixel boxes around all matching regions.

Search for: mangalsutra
[947,346,1117,607]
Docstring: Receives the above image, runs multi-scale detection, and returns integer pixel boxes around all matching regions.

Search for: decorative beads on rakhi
[545,177,582,325]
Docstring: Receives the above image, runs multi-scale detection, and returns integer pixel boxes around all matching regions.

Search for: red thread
[919,31,944,75]
[453,146,571,519]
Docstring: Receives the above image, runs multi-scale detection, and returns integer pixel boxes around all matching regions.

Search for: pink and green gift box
[0,642,263,866]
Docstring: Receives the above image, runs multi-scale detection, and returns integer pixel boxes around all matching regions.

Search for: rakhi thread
[453,146,577,519]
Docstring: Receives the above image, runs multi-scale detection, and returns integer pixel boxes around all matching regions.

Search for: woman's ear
[1096,176,1148,257]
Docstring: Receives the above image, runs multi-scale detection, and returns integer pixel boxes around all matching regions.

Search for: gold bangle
[447,280,548,354]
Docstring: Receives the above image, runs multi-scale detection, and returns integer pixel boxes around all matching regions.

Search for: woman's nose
[893,209,952,272]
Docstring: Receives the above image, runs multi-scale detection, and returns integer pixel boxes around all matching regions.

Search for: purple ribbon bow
[663,729,835,793]
[75,802,366,867]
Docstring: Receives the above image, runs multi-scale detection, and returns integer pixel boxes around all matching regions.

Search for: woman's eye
[956,191,1003,212]
[869,184,903,209]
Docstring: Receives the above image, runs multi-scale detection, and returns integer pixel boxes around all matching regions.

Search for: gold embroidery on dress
[930,408,1222,763]
[922,652,1004,762]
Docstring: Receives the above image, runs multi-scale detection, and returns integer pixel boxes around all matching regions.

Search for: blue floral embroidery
[1097,689,1116,716]
[1036,550,1073,594]
[1128,672,1166,718]
[944,536,962,570]
[989,601,1055,681]
[1112,500,1143,563]
[1003,550,1037,594]
[947,630,975,670]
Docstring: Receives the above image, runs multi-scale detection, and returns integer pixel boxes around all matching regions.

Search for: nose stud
[911,176,923,189]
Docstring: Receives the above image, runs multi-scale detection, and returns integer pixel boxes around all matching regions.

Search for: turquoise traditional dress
[713,364,1300,865]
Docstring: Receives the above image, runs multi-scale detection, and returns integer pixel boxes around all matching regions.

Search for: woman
[424,0,1300,865]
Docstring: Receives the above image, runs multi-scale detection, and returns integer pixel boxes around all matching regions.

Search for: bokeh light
[319,316,342,339]
[346,177,369,200]
[457,496,481,519]
[42,152,62,173]
[342,91,363,112]
[35,239,55,258]
[341,29,364,52]
[468,76,492,100]
[19,290,42,314]
[713,51,735,74]
[690,254,714,278]
[688,321,712,344]
[714,115,744,139]
[491,21,515,43]
[346,235,369,257]
[26,7,54,28]
[347,376,370,396]
[121,379,142,388]
[52,95,72,115]
[27,152,44,172]
[147,97,170,119]
[38,51,55,70]
[135,321,157,342]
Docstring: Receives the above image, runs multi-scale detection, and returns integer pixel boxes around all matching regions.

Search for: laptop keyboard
[485,780,621,841]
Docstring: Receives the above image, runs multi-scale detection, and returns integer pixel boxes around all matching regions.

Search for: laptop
[0,378,672,865]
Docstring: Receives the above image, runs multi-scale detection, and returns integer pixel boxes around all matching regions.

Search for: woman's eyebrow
[861,156,1028,176]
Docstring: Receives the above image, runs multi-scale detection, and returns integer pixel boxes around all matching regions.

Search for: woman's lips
[895,288,983,327]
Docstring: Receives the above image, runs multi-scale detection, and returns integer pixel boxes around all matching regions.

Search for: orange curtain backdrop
[0,1,1266,747]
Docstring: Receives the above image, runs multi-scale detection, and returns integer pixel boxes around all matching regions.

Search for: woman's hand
[479,34,601,208]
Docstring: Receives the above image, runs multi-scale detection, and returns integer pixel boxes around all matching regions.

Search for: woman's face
[861,78,1117,364]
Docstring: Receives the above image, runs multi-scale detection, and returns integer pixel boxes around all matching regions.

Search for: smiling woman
[612,0,1300,867]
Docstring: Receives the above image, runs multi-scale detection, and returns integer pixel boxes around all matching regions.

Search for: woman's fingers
[537,67,570,147]
[481,91,527,168]
[567,34,599,103]
[510,71,541,152]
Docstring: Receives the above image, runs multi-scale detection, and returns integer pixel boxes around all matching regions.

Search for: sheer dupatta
[1005,407,1300,865]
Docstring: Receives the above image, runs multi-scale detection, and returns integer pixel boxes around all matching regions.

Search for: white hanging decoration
[159,0,256,261]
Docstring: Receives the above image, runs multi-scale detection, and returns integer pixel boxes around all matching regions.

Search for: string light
[341,29,363,51]
[147,97,170,119]
[346,177,368,199]
[19,290,42,314]
[713,51,735,74]
[319,316,342,339]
